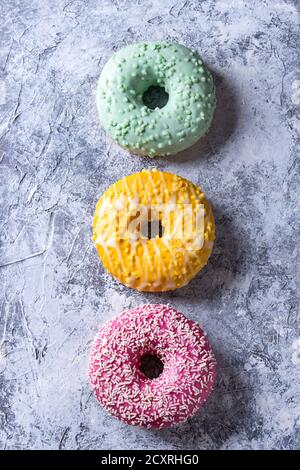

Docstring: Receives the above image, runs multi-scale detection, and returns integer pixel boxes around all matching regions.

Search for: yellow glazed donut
[92,169,215,292]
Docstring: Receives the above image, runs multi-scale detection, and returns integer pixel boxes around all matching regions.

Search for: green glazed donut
[97,42,216,157]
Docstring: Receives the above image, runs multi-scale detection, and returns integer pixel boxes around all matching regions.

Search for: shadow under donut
[148,345,253,450]
[155,68,238,166]
[141,204,251,305]
[180,205,249,299]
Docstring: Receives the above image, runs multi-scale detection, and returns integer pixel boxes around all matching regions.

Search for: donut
[89,304,217,428]
[92,169,215,292]
[97,41,216,157]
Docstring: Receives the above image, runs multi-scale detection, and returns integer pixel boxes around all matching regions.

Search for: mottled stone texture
[0,0,299,450]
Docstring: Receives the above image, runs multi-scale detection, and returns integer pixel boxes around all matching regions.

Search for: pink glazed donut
[89,304,216,428]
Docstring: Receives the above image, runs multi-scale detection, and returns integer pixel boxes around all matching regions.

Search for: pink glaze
[88,304,217,428]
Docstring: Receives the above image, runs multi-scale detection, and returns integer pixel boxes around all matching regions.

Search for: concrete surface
[0,0,299,450]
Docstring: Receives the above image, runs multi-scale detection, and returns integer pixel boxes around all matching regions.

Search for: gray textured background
[0,0,299,450]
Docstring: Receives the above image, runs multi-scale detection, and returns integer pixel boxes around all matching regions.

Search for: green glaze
[97,42,216,157]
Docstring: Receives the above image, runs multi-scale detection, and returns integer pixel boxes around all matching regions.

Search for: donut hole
[142,85,169,110]
[140,219,164,239]
[139,353,164,379]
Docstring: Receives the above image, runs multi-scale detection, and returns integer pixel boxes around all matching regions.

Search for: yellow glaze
[92,169,215,292]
